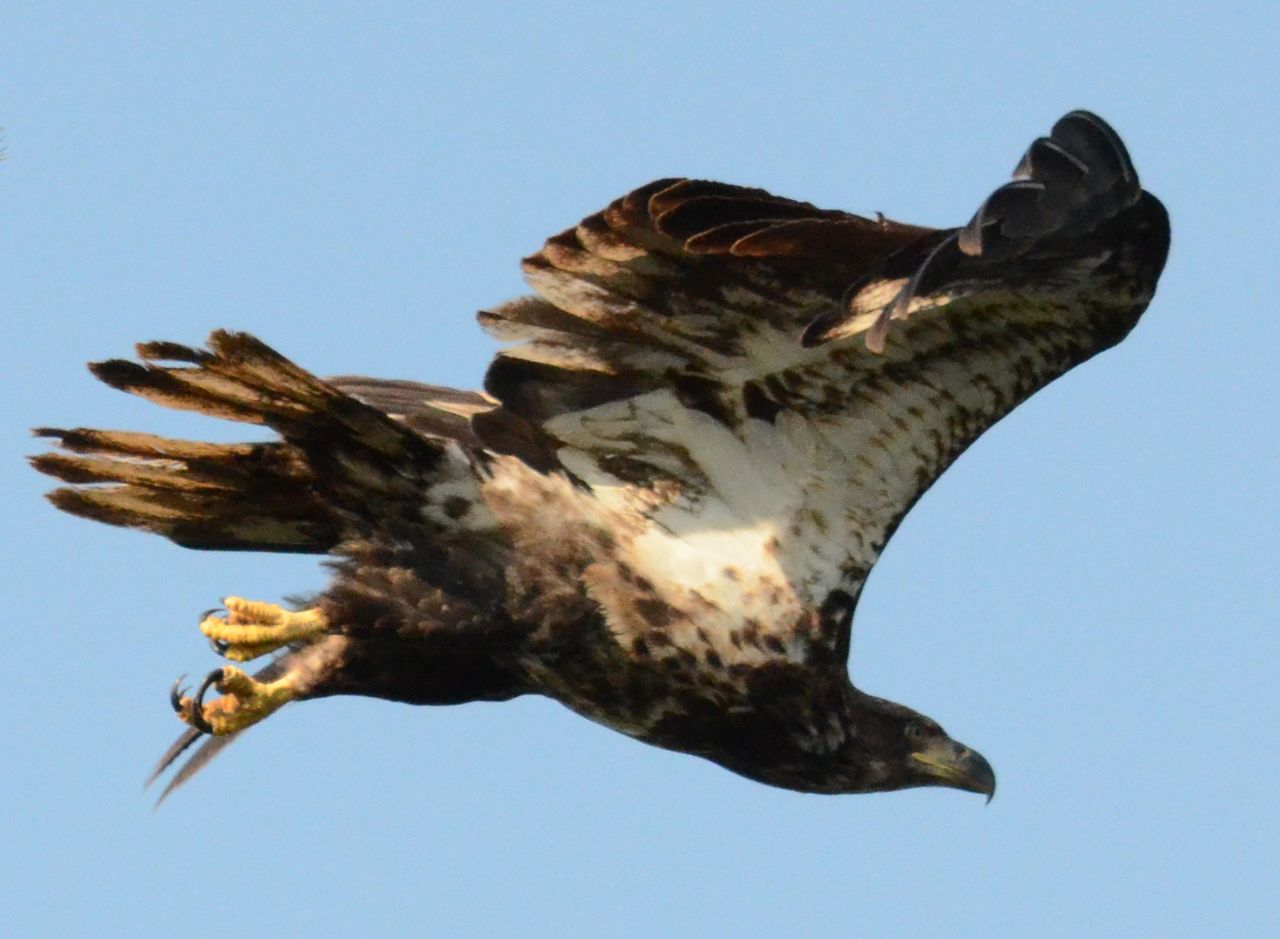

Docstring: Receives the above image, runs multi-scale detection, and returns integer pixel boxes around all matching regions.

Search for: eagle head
[840,695,997,800]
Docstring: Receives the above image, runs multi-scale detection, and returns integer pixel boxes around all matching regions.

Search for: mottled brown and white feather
[474,112,1168,669]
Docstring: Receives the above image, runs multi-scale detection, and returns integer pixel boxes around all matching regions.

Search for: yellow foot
[171,666,300,735]
[199,597,327,662]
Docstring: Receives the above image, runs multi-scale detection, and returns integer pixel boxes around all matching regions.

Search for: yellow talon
[200,597,327,662]
[172,666,300,735]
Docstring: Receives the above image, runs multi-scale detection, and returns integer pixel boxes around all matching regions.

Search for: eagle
[32,111,1168,802]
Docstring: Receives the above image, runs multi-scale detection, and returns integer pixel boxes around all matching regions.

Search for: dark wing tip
[959,110,1142,261]
[1051,110,1138,187]
[815,111,1150,351]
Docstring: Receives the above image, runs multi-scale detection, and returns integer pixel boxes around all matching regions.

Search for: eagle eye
[905,720,936,744]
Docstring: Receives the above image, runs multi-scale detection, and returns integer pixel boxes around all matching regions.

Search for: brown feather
[33,112,1169,800]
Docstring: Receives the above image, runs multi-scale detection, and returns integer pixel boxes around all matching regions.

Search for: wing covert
[473,111,1169,660]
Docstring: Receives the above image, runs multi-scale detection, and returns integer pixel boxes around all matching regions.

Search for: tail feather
[89,357,274,425]
[32,428,340,552]
[34,331,479,795]
[32,330,453,550]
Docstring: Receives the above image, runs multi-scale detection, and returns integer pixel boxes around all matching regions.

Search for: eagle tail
[31,427,340,552]
[32,330,448,552]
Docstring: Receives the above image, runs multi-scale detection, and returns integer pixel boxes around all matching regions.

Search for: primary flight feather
[33,111,1168,801]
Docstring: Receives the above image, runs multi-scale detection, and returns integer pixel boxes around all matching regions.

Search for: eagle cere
[32,111,1168,801]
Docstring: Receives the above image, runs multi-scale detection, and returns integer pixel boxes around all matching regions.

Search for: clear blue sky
[3,4,1277,937]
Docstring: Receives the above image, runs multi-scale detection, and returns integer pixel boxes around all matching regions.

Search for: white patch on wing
[485,277,1110,669]
[545,388,860,664]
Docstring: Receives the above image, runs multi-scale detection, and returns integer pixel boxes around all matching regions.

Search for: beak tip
[973,756,997,803]
[954,746,996,802]
[909,738,996,800]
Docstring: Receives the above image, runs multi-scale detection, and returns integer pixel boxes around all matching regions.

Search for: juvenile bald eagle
[33,111,1168,801]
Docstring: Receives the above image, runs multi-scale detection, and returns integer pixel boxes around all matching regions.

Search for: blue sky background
[3,4,1277,936]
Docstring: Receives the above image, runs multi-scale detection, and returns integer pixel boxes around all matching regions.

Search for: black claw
[188,668,226,735]
[201,606,230,657]
[169,676,188,713]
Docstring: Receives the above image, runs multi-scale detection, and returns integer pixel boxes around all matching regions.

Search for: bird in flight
[33,111,1168,802]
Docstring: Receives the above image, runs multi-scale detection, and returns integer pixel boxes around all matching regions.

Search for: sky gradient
[4,4,1277,936]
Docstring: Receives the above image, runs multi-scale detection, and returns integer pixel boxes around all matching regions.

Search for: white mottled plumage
[34,111,1168,799]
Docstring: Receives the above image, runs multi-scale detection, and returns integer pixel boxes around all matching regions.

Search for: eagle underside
[31,112,1169,795]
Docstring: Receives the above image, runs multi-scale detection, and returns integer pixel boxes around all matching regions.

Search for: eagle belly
[483,401,855,670]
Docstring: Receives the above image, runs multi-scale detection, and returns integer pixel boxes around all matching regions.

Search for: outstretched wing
[475,111,1169,659]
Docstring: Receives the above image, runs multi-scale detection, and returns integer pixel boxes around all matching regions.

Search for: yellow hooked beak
[910,736,996,801]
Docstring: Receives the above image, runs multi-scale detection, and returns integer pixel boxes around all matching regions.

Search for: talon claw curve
[188,668,225,734]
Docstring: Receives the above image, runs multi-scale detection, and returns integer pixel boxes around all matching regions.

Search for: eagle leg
[199,597,327,662]
[171,665,301,736]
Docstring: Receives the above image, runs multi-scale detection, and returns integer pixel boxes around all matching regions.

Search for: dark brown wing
[474,111,1169,656]
[477,178,936,428]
